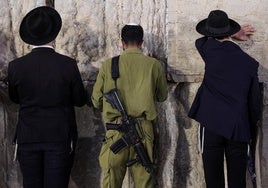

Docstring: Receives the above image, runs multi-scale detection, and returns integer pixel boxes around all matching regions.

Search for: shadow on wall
[70,83,104,188]
[58,23,106,80]
[65,26,106,187]
[45,0,54,7]
[256,63,268,188]
[51,19,106,188]
[0,31,16,80]
[144,32,194,188]
[155,83,193,188]
[174,83,195,188]
[143,32,166,62]
[0,30,21,188]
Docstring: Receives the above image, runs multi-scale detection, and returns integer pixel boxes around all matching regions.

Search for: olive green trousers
[99,120,154,188]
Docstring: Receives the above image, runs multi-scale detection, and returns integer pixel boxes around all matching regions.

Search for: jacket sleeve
[188,82,204,119]
[248,62,261,138]
[91,64,105,109]
[70,60,87,107]
[8,61,20,104]
[154,61,168,102]
[195,37,208,62]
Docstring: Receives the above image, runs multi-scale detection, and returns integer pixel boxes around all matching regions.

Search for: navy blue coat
[188,37,261,143]
[8,47,87,144]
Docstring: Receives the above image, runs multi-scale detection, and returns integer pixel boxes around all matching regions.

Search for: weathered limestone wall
[55,0,167,80]
[166,0,268,83]
[260,83,268,188]
[0,0,267,188]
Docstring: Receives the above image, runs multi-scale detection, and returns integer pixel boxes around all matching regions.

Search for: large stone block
[166,0,268,83]
[155,83,205,188]
[0,88,21,188]
[55,0,167,80]
[259,82,268,188]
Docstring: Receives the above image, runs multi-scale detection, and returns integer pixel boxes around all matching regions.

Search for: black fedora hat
[196,10,240,37]
[19,6,62,45]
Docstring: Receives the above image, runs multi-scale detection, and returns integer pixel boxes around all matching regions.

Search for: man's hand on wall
[232,24,256,41]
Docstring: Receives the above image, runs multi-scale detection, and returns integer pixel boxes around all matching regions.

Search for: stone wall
[259,83,268,188]
[0,0,267,188]
[166,0,268,83]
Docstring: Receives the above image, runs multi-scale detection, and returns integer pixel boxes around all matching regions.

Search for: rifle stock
[103,88,127,117]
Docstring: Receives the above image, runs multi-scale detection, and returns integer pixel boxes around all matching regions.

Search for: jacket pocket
[98,130,117,168]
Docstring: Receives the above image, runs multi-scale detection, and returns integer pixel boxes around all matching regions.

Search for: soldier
[92,23,167,188]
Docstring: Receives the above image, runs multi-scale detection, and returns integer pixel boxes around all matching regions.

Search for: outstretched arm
[232,24,256,41]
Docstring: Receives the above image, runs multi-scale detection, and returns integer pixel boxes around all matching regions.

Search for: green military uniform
[92,48,167,188]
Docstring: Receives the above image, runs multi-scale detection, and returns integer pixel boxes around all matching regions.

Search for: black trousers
[18,142,74,188]
[200,126,248,188]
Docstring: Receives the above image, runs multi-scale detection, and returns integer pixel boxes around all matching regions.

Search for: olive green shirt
[91,48,168,122]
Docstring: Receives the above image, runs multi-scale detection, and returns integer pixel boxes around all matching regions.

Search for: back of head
[121,23,144,45]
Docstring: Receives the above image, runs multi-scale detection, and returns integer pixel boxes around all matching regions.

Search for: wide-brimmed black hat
[19,6,62,45]
[196,10,240,37]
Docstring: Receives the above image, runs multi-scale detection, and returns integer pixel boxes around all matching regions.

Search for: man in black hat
[188,10,261,188]
[8,6,87,188]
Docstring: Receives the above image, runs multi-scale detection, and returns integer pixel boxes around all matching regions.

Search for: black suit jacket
[188,37,261,143]
[8,47,87,144]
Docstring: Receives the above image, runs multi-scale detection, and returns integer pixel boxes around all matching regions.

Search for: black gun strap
[111,55,120,84]
[106,123,121,131]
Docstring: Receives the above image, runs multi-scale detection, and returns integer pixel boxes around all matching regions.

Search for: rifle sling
[111,55,120,87]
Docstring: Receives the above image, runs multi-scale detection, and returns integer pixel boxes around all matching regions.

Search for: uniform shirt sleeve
[154,61,168,102]
[8,61,20,104]
[91,63,105,109]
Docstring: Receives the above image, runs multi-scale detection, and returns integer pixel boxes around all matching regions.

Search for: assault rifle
[103,88,157,185]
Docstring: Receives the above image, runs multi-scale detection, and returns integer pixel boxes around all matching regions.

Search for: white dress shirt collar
[32,45,54,50]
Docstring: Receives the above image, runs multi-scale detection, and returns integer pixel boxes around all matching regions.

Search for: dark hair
[121,24,144,45]
[213,36,229,40]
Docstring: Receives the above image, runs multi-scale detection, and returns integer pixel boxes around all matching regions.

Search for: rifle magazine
[110,136,129,154]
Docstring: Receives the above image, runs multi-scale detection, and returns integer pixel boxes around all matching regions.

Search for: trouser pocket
[99,130,118,168]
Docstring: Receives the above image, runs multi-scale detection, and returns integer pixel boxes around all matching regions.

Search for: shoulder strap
[111,55,120,83]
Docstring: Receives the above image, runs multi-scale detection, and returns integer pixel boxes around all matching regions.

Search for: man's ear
[138,40,144,47]
[121,39,126,49]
